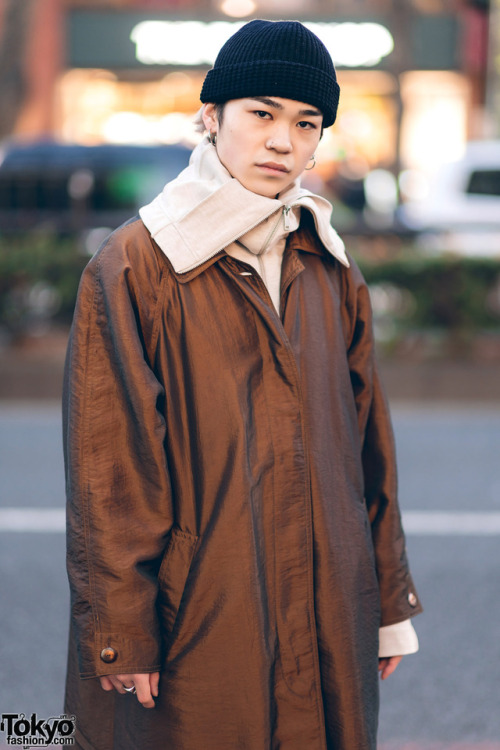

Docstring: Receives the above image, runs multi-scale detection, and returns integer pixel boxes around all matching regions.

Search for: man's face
[202,97,323,198]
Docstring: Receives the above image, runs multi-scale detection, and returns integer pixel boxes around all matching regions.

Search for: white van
[399,140,500,256]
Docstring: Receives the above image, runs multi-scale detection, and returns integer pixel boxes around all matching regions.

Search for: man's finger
[134,674,155,709]
[108,674,128,694]
[379,655,403,680]
[150,671,160,698]
[99,676,114,691]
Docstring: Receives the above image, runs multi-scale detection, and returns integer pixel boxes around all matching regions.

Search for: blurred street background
[0,0,499,748]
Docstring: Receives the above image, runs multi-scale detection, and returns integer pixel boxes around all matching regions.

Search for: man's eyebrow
[248,96,322,118]
[298,108,323,118]
[249,96,284,109]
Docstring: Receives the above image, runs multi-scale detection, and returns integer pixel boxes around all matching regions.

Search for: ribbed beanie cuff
[200,20,340,127]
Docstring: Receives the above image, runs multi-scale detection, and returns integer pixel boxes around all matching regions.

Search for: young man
[64,19,422,750]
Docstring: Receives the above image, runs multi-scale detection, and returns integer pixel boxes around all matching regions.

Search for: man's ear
[202,103,217,134]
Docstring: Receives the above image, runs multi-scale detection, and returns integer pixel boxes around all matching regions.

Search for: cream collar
[139,137,348,274]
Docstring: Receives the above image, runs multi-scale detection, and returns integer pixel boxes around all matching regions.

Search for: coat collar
[140,138,349,278]
[162,216,344,284]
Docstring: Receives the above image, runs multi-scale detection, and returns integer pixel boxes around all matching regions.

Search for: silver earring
[305,155,316,171]
[209,132,217,146]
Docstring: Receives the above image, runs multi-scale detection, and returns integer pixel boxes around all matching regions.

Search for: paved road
[1,400,500,748]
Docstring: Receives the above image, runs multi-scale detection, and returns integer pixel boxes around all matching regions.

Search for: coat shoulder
[89,216,166,285]
[72,217,169,358]
[342,251,367,290]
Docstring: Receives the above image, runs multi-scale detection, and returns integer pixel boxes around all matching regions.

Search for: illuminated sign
[130,20,394,68]
[67,11,459,71]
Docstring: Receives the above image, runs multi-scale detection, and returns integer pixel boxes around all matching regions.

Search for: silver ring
[123,685,136,694]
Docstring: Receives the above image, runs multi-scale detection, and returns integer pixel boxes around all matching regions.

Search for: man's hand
[378,655,403,680]
[99,672,160,708]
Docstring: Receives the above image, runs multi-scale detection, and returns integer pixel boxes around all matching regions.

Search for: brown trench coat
[63,212,422,750]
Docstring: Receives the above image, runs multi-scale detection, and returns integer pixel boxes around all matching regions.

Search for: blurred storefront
[0,0,493,186]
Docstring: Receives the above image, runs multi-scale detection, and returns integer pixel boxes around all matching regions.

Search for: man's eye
[298,121,316,130]
[254,110,271,119]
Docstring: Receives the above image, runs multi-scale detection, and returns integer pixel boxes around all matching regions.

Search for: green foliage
[357,255,500,334]
[0,233,499,346]
[0,232,88,337]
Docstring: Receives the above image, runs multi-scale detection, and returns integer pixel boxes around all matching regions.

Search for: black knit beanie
[200,19,340,128]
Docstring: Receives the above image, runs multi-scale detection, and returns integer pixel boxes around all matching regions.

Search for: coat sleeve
[342,257,423,627]
[63,224,173,678]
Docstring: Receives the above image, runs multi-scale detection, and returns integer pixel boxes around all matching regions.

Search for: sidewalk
[1,330,499,402]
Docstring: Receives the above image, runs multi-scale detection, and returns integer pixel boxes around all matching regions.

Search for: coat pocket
[157,527,198,634]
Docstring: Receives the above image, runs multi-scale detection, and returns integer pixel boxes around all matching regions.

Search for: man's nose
[266,125,292,152]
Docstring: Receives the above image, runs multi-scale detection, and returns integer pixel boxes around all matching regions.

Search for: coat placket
[220,253,328,747]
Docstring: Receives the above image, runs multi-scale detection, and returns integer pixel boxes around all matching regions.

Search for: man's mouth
[257,162,290,174]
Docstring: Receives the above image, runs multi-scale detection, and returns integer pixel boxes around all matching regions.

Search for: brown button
[408,592,418,607]
[100,647,118,663]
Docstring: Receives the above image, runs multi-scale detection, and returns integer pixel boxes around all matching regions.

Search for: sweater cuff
[378,619,419,658]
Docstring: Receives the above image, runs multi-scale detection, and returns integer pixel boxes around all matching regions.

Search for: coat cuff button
[100,647,118,663]
[408,592,418,607]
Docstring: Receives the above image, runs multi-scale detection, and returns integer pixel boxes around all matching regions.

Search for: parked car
[398,140,500,256]
[0,141,192,237]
